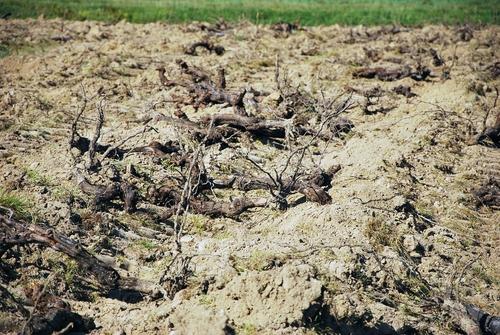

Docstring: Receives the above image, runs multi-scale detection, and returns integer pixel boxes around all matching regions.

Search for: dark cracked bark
[75,172,139,213]
[353,65,431,82]
[0,212,119,290]
[185,41,225,56]
[211,166,340,205]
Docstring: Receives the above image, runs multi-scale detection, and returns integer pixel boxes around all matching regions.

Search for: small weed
[404,274,431,298]
[35,96,53,112]
[218,163,233,175]
[132,163,155,176]
[341,130,356,141]
[51,185,79,201]
[234,34,246,41]
[250,188,272,199]
[137,239,156,250]
[0,43,9,58]
[238,323,257,335]
[64,259,79,287]
[161,158,178,172]
[296,220,313,235]
[0,188,30,218]
[120,212,157,230]
[419,134,435,147]
[12,40,56,56]
[247,250,268,270]
[349,60,364,67]
[399,303,419,317]
[24,168,52,186]
[199,294,215,306]
[248,58,274,69]
[319,273,340,294]
[453,206,484,225]
[365,217,395,251]
[89,291,100,303]
[154,254,174,276]
[234,250,278,272]
[141,240,156,250]
[214,230,233,240]
[471,264,496,286]
[187,214,208,234]
[414,201,434,220]
[115,255,128,268]
[252,224,275,238]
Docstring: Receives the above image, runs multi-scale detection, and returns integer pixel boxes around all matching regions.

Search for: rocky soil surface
[0,18,499,334]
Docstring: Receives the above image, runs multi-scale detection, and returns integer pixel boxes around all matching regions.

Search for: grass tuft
[0,188,30,219]
[365,216,395,251]
[0,44,10,58]
[25,168,52,186]
[239,323,258,335]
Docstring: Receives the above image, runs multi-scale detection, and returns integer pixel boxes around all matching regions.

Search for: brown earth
[0,18,499,335]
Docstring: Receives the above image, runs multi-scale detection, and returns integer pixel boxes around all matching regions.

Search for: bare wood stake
[87,99,105,171]
[217,67,226,89]
[481,86,499,131]
[275,54,281,92]
[69,84,88,161]
[475,87,500,147]
[172,117,215,252]
[121,182,138,213]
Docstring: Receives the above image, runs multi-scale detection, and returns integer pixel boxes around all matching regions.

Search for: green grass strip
[0,0,498,25]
